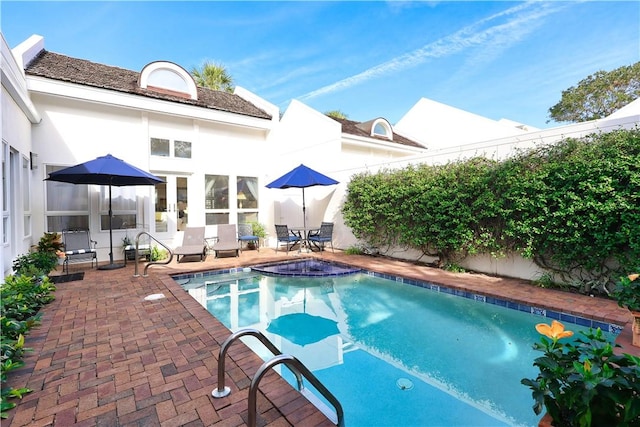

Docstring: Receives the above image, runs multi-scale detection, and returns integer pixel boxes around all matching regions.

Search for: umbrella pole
[302,188,306,230]
[98,180,125,270]
[108,182,113,263]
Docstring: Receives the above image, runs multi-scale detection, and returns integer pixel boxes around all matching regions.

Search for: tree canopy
[191,61,234,93]
[548,62,640,123]
[325,110,349,119]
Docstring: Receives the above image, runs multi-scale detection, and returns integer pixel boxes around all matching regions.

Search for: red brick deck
[5,250,638,426]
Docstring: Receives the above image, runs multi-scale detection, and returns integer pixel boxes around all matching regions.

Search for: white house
[395,97,537,150]
[0,34,426,277]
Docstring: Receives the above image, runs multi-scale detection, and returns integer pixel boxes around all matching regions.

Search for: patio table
[290,226,320,252]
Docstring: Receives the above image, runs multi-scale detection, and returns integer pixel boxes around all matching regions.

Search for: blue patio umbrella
[46,154,163,270]
[265,164,339,230]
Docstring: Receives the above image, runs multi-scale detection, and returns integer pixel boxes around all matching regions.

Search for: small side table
[123,244,151,265]
[205,236,218,255]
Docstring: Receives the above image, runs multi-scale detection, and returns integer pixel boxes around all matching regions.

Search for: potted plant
[37,232,64,255]
[122,235,135,260]
[613,272,640,347]
[248,222,267,249]
[521,320,640,427]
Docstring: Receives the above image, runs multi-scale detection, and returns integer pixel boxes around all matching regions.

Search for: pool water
[178,269,618,427]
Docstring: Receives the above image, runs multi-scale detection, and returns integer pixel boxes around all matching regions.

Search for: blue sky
[2,1,638,129]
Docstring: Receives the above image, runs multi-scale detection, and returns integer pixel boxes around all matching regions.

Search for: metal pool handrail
[132,231,174,277]
[249,354,345,427]
[212,328,344,427]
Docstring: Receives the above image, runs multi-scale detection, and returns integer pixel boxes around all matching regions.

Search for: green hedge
[342,128,640,288]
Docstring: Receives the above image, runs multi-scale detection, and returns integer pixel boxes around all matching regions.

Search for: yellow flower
[628,274,639,281]
[535,320,574,340]
[584,360,591,372]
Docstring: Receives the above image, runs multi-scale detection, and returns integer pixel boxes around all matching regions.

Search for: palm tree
[191,61,234,93]
[325,110,348,119]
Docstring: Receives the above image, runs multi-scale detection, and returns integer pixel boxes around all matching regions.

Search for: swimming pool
[175,262,621,427]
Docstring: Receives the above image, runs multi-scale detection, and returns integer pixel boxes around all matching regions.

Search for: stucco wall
[1,33,38,276]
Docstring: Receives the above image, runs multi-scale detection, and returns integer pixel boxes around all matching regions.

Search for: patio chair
[174,226,207,262]
[308,222,334,252]
[211,224,239,258]
[62,229,98,273]
[238,223,259,252]
[275,224,301,253]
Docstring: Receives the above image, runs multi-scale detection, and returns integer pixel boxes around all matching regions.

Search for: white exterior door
[154,175,189,238]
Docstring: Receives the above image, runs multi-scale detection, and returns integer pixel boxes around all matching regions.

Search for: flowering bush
[521,320,640,427]
[613,273,640,312]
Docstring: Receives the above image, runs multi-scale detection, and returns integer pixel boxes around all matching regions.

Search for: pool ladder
[132,231,174,277]
[212,328,345,427]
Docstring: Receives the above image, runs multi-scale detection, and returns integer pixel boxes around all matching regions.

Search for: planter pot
[538,413,553,427]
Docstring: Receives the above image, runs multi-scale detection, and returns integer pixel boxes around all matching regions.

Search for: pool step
[301,386,338,424]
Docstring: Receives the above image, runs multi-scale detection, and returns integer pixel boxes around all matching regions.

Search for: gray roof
[24,50,272,120]
[331,117,425,149]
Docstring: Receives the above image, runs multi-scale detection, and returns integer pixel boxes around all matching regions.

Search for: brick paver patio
[5,249,638,426]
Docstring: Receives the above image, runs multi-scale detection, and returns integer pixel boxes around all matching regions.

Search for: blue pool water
[175,263,621,427]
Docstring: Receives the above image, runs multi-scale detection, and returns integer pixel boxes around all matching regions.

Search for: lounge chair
[238,223,259,252]
[62,229,98,273]
[275,224,301,253]
[174,226,207,262]
[308,222,334,252]
[211,224,239,258]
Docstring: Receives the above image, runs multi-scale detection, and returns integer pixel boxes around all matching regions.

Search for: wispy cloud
[297,2,567,102]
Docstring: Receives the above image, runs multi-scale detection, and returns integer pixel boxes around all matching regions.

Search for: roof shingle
[330,117,425,148]
[25,50,272,120]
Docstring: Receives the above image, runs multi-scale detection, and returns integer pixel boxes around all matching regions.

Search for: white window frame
[22,155,31,238]
[99,185,138,231]
[371,118,393,140]
[44,164,90,232]
[150,137,192,159]
[2,142,8,245]
[205,174,230,225]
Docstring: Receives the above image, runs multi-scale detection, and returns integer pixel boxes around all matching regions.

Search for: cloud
[297,1,568,102]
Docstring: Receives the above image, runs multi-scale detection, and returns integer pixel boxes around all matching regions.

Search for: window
[238,212,258,224]
[174,140,192,158]
[373,123,387,136]
[206,212,230,225]
[150,137,192,159]
[45,165,89,231]
[237,176,259,224]
[148,69,189,93]
[150,138,170,157]
[22,156,31,237]
[99,186,137,231]
[2,143,7,244]
[237,176,258,209]
[205,174,229,225]
[372,119,392,139]
[139,61,198,100]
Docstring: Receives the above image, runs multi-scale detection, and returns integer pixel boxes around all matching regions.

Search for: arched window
[371,119,392,139]
[139,61,198,100]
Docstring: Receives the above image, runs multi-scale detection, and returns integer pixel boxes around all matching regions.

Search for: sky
[2,1,639,130]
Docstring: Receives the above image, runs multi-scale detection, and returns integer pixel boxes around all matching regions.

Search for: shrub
[613,273,640,312]
[0,274,56,418]
[12,252,58,278]
[344,245,363,255]
[342,128,640,288]
[521,320,640,426]
[150,245,168,261]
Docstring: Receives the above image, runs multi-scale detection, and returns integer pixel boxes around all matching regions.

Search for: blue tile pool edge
[368,271,623,336]
[171,263,624,336]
